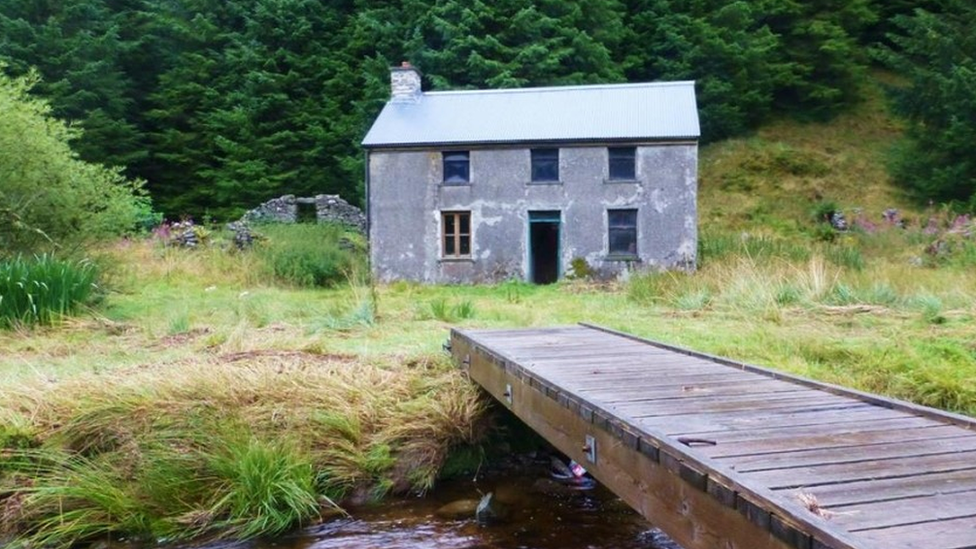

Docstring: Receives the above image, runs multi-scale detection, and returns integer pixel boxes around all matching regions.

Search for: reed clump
[0,255,98,329]
[0,352,489,547]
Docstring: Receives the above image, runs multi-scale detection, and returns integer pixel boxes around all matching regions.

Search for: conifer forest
[1,0,973,221]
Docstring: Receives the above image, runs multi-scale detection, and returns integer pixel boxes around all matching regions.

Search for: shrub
[0,71,144,254]
[253,224,365,287]
[0,255,98,328]
[811,200,840,225]
[567,257,594,279]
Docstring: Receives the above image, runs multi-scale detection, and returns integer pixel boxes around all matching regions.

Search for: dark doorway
[529,211,560,284]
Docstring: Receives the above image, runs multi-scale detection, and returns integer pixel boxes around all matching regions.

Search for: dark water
[181,472,681,549]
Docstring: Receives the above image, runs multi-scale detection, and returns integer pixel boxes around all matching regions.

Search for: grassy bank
[0,311,488,546]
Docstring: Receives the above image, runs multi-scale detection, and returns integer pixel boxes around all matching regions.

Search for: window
[608,147,636,180]
[443,151,470,184]
[442,211,471,258]
[531,148,559,182]
[608,209,638,257]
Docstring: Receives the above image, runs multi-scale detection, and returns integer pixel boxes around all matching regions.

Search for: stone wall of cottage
[368,143,698,284]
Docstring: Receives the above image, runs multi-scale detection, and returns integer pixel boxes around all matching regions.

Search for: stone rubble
[236,194,365,233]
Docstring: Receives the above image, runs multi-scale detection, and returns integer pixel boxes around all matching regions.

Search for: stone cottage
[362,63,700,284]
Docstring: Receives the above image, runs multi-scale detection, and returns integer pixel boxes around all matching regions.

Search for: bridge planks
[451,325,976,549]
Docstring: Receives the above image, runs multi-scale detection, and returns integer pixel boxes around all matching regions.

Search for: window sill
[527,181,563,186]
[605,254,641,262]
[439,257,474,263]
[604,178,641,185]
[440,182,471,187]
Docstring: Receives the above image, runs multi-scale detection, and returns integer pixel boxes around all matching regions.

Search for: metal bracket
[503,383,513,405]
[583,435,597,464]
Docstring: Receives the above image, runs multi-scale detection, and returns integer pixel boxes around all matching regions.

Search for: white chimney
[390,62,422,103]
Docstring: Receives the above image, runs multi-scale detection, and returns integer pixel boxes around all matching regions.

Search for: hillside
[699,74,913,239]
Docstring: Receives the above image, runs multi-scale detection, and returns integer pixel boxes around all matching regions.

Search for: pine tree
[878,2,976,205]
[0,0,145,170]
[625,0,792,140]
[761,0,877,116]
[401,0,625,89]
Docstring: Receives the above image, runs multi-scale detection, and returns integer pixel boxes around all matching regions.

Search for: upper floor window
[608,147,636,180]
[608,209,638,257]
[443,151,470,184]
[442,211,471,258]
[531,148,559,182]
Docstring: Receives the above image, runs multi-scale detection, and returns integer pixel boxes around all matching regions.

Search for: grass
[252,223,367,288]
[0,350,487,546]
[208,437,319,539]
[0,255,98,328]
[3,74,976,546]
[698,73,911,239]
[424,297,477,322]
[5,236,974,548]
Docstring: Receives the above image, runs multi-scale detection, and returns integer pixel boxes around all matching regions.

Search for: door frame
[527,210,561,284]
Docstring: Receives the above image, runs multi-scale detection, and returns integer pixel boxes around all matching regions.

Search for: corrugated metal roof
[362,81,699,148]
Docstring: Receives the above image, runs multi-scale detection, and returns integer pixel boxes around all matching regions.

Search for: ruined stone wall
[238,194,365,233]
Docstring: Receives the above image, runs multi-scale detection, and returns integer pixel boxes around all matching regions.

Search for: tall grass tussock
[0,255,97,328]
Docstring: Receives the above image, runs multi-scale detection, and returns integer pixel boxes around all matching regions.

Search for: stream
[175,466,682,549]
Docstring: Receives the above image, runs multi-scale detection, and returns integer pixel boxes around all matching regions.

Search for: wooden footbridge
[449,324,976,549]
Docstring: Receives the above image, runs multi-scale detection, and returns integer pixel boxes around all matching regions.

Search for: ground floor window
[442,211,471,258]
[608,209,637,257]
